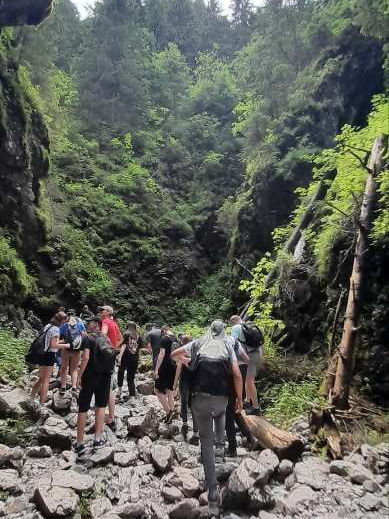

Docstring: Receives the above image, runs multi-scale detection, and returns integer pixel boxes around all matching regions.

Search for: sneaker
[246,407,262,416]
[243,401,253,412]
[189,433,199,446]
[75,444,86,460]
[106,420,117,432]
[92,438,107,451]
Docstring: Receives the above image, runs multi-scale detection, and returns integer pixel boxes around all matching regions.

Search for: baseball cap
[98,305,114,315]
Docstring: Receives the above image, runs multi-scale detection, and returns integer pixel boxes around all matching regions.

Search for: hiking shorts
[38,352,56,367]
[79,373,111,412]
[247,349,262,379]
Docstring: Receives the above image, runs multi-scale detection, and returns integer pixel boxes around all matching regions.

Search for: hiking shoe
[75,444,86,460]
[246,407,262,416]
[92,438,107,451]
[106,420,117,432]
[215,447,224,464]
[189,433,199,446]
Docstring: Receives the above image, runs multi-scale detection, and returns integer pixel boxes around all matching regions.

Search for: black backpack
[90,332,117,374]
[241,322,264,352]
[25,326,53,365]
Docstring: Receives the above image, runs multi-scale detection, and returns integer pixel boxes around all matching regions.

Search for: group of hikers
[26,304,265,517]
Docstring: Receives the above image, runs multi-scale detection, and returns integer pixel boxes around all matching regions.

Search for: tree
[230,0,253,26]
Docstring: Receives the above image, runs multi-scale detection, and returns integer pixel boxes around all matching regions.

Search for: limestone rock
[215,461,239,483]
[128,407,159,438]
[250,449,279,485]
[38,416,71,449]
[52,393,72,415]
[329,460,354,478]
[294,457,329,490]
[286,484,317,513]
[90,497,112,519]
[0,444,23,468]
[38,469,94,493]
[114,452,138,468]
[224,457,258,509]
[248,485,274,513]
[169,498,200,519]
[358,493,381,511]
[162,486,184,503]
[136,380,154,396]
[349,465,376,485]
[151,444,173,474]
[277,459,293,482]
[0,388,40,419]
[0,468,22,495]
[27,445,53,458]
[34,485,79,518]
[115,502,146,518]
[90,447,114,466]
[171,467,200,498]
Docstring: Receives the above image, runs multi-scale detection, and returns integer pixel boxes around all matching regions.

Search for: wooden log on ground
[236,411,304,461]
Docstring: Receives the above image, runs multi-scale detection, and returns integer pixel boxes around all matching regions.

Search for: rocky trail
[0,371,387,519]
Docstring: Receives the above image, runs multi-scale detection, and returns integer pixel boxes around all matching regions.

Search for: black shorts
[78,373,111,413]
[38,352,56,367]
[155,366,175,394]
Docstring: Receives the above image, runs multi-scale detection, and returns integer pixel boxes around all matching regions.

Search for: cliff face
[0,0,52,28]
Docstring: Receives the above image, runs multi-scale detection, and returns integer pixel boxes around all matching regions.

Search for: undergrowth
[0,327,28,381]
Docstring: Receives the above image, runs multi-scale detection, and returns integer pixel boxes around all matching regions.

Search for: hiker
[171,320,243,517]
[225,336,251,456]
[173,334,199,443]
[98,305,122,431]
[230,315,263,415]
[31,311,70,404]
[117,321,143,402]
[153,326,177,423]
[80,304,94,322]
[145,323,162,371]
[59,309,86,396]
[75,316,117,458]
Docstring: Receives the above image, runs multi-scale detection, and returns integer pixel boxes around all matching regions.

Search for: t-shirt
[44,325,60,353]
[100,318,120,349]
[231,323,245,343]
[80,334,99,378]
[146,328,162,369]
[123,333,143,355]
[233,338,247,366]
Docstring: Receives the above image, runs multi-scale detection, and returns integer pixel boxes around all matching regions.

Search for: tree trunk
[237,411,304,461]
[331,135,386,409]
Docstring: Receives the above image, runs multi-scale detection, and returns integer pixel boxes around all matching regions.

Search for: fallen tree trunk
[331,135,386,409]
[236,411,304,461]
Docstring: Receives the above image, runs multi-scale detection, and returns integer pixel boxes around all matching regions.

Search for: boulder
[52,393,72,415]
[0,468,22,495]
[27,445,53,458]
[224,458,258,509]
[215,461,239,483]
[294,457,329,490]
[0,388,41,419]
[136,380,154,396]
[358,494,381,511]
[34,485,79,518]
[90,447,114,466]
[114,452,138,468]
[169,498,200,519]
[151,444,173,474]
[248,485,274,513]
[1,495,34,516]
[0,444,23,468]
[250,449,279,485]
[90,497,112,519]
[162,486,184,503]
[38,469,94,493]
[38,416,72,449]
[115,502,146,518]
[277,459,294,482]
[171,467,200,498]
[137,436,153,462]
[127,407,159,438]
[285,484,317,513]
[329,460,354,478]
[350,465,376,485]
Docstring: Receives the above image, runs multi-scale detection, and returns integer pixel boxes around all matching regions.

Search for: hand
[173,387,178,399]
[153,371,159,380]
[235,398,243,414]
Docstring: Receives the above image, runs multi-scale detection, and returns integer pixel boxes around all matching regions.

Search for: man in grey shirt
[145,323,161,370]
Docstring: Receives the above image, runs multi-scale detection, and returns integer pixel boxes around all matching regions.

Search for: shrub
[0,327,28,381]
[0,236,35,302]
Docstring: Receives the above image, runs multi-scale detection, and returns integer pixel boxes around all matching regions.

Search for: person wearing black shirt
[117,321,143,401]
[154,326,177,423]
[75,317,111,459]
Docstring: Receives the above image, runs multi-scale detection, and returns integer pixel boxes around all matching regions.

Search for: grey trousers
[192,393,228,500]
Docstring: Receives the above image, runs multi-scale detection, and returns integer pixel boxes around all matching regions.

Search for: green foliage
[264,379,325,427]
[0,236,35,302]
[0,327,28,381]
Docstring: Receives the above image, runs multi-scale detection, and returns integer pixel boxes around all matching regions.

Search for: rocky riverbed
[0,372,387,519]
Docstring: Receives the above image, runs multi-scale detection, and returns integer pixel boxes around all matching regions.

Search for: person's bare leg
[95,407,105,440]
[60,350,69,390]
[69,351,81,389]
[40,366,53,404]
[155,390,170,413]
[107,391,115,423]
[245,377,258,408]
[167,390,175,412]
[76,412,87,445]
[31,373,42,398]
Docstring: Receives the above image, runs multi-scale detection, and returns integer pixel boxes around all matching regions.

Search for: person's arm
[77,348,90,387]
[116,325,123,347]
[231,360,243,413]
[50,335,69,351]
[118,342,126,365]
[154,348,165,379]
[237,342,250,364]
[171,342,192,367]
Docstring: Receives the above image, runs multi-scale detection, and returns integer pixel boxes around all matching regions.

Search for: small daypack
[63,320,82,350]
[90,332,117,374]
[25,325,52,365]
[241,322,264,352]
